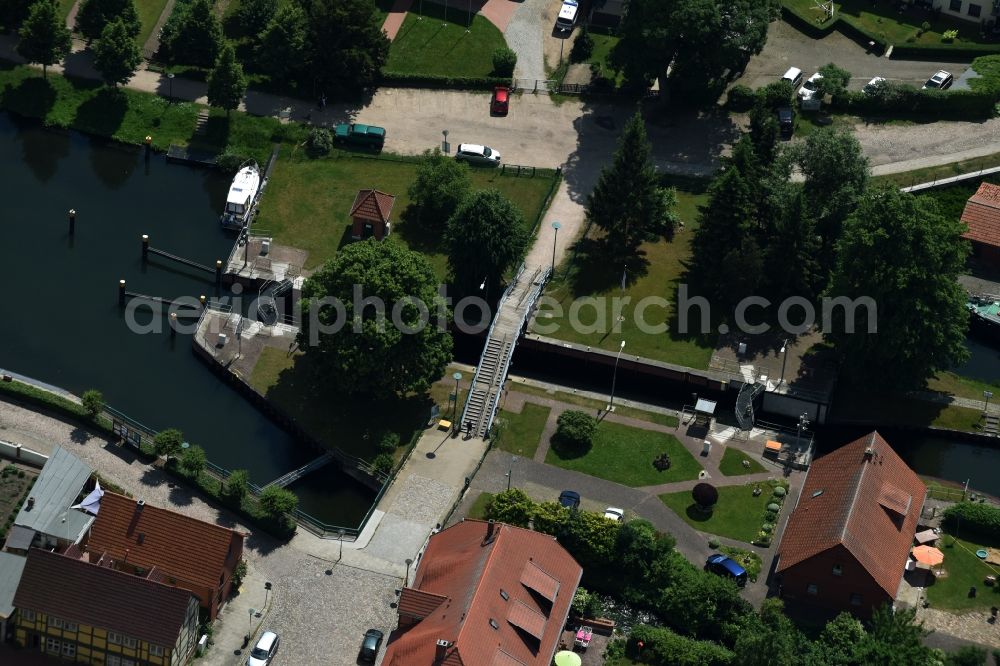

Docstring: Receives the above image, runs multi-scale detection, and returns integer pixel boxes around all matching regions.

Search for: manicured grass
[660,483,778,544]
[832,384,985,433]
[534,190,716,369]
[257,152,557,273]
[784,0,985,47]
[494,404,551,458]
[925,532,1000,612]
[135,0,171,47]
[59,0,77,23]
[873,154,1000,190]
[509,382,679,428]
[467,491,494,520]
[546,421,701,486]
[384,3,507,78]
[718,447,767,476]
[248,347,429,461]
[928,371,1000,403]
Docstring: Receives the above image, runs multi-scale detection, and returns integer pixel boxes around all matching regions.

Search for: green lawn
[832,383,985,433]
[873,153,1000,189]
[927,371,1000,404]
[257,153,557,273]
[509,382,679,428]
[494,404,551,458]
[384,3,507,78]
[926,532,1000,612]
[784,0,985,47]
[135,0,171,47]
[718,447,767,476]
[660,483,778,544]
[248,347,429,461]
[467,491,494,520]
[534,190,716,369]
[546,421,701,486]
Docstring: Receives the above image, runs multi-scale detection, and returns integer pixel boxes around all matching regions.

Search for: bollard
[142,234,149,261]
[199,295,207,309]
[215,260,223,286]
[144,135,152,159]
[68,209,76,235]
[169,312,177,338]
[118,280,126,306]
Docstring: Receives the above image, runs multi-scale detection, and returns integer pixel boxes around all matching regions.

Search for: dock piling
[144,136,152,160]
[142,234,149,261]
[118,280,126,306]
[199,295,207,309]
[169,312,177,338]
[215,260,223,287]
[68,209,76,235]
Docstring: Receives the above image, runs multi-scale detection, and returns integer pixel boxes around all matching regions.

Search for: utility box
[197,635,208,655]
[216,333,228,348]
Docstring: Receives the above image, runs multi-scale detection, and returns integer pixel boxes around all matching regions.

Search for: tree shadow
[169,484,195,506]
[140,467,166,487]
[393,205,441,255]
[684,504,713,523]
[73,87,128,138]
[191,115,231,156]
[88,136,140,190]
[10,112,70,183]
[547,434,592,461]
[69,427,90,444]
[565,236,650,297]
[0,75,57,119]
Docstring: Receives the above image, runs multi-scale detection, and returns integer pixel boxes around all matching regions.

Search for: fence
[499,163,536,177]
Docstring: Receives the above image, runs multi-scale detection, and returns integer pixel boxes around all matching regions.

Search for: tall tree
[17,0,71,78]
[826,187,970,387]
[805,613,870,665]
[160,0,222,68]
[236,0,277,37]
[610,0,676,90]
[255,2,308,82]
[865,606,936,666]
[765,189,823,303]
[748,102,779,167]
[207,42,247,116]
[445,189,529,299]
[93,18,142,87]
[406,148,472,231]
[816,62,852,99]
[298,240,452,397]
[76,0,139,40]
[732,599,802,666]
[303,0,389,94]
[585,112,678,261]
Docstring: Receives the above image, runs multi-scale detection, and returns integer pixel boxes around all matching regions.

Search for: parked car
[603,507,624,522]
[491,86,510,116]
[705,554,748,587]
[777,107,794,139]
[358,628,384,663]
[333,123,386,150]
[922,70,953,90]
[863,76,887,95]
[246,631,279,666]
[798,72,823,102]
[455,143,501,166]
[558,490,581,509]
[781,66,803,90]
[556,0,579,31]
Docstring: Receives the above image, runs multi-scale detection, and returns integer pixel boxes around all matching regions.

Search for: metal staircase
[735,379,766,431]
[256,278,293,325]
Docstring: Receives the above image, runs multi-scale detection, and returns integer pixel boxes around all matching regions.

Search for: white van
[556,0,579,31]
[781,67,804,90]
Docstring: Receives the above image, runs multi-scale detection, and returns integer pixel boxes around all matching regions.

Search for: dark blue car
[705,554,748,587]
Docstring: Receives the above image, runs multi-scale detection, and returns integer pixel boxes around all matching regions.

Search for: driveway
[741,20,967,91]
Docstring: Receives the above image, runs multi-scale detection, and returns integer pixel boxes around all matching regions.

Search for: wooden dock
[166,145,218,167]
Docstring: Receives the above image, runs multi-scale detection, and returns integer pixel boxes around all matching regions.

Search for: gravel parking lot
[740,20,968,91]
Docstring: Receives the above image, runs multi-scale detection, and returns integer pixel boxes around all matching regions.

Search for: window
[46,637,60,653]
[107,656,121,666]
[807,584,819,595]
[65,621,78,632]
[149,645,164,657]
[108,632,122,645]
[499,589,509,601]
[950,0,962,10]
[489,618,499,630]
[122,635,138,649]
[832,564,843,577]
[123,659,135,666]
[62,643,76,658]
[850,593,863,606]
[49,617,63,629]
[20,609,35,622]
[969,3,982,17]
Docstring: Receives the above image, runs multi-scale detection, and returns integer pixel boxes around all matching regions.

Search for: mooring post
[215,260,223,287]
[169,312,177,338]
[144,135,152,159]
[118,280,126,306]
[68,209,76,235]
[142,234,149,261]
[199,295,207,310]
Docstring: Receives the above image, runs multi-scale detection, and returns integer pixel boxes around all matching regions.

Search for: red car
[491,86,509,116]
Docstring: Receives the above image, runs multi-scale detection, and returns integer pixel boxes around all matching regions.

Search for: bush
[231,559,248,589]
[259,485,298,517]
[757,80,794,110]
[154,428,185,457]
[180,445,207,476]
[215,151,254,173]
[492,47,517,77]
[306,128,333,157]
[627,624,734,665]
[222,469,249,505]
[764,510,777,522]
[832,85,995,120]
[570,30,594,63]
[378,71,510,90]
[772,486,787,498]
[767,503,780,512]
[372,453,394,475]
[708,537,720,549]
[553,410,598,454]
[377,431,400,454]
[692,483,719,510]
[81,389,104,418]
[727,84,755,112]
[943,501,1000,539]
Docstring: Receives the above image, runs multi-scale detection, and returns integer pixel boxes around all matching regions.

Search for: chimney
[435,639,451,660]
[26,497,35,511]
[136,499,145,509]
[864,447,875,461]
[486,520,495,540]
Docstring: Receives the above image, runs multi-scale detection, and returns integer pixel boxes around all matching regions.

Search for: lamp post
[338,528,346,561]
[606,340,626,413]
[404,558,413,585]
[166,72,174,101]
[550,221,561,274]
[442,129,449,153]
[452,372,463,421]
[506,455,519,491]
[779,339,789,387]
[247,608,256,641]
[264,582,271,609]
[985,390,993,414]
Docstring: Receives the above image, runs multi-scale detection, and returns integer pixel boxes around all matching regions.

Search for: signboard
[112,420,143,449]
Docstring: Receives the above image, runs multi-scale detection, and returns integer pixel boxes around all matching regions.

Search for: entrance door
[364,223,374,239]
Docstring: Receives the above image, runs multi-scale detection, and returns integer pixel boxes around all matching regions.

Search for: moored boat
[220,161,260,230]
[967,293,1000,340]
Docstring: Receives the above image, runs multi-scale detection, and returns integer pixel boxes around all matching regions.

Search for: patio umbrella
[554,651,582,666]
[912,545,944,567]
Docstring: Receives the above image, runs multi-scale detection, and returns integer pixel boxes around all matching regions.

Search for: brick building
[961,182,1000,266]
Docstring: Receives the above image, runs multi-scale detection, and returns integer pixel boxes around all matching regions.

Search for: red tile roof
[350,189,395,223]
[14,548,195,647]
[398,587,448,620]
[383,520,582,666]
[961,182,1000,248]
[86,492,244,592]
[776,431,926,598]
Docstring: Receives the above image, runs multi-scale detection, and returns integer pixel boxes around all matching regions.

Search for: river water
[0,113,374,525]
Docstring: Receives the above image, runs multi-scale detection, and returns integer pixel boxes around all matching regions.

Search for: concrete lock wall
[761,392,828,425]
[0,440,48,467]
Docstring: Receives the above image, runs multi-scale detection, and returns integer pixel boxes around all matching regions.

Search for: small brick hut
[350,189,395,241]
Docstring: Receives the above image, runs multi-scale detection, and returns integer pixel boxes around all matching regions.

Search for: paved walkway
[504,0,547,82]
[910,389,998,415]
[380,0,413,40]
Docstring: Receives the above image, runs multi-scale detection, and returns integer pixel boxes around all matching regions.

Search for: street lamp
[452,372,463,421]
[247,608,256,641]
[263,582,271,609]
[506,455,519,491]
[404,558,413,585]
[166,72,175,101]
[606,340,626,413]
[442,129,449,153]
[550,221,561,274]
[779,339,789,387]
[985,390,993,414]
[338,528,346,561]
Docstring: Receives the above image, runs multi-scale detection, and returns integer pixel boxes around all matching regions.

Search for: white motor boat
[220,161,260,230]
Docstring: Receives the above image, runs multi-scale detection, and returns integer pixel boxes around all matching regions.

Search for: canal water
[0,113,374,525]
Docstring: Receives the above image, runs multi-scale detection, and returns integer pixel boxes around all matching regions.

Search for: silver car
[455,143,501,167]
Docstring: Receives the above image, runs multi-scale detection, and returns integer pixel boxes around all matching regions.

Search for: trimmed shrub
[306,128,333,157]
[943,501,1000,539]
[379,71,510,90]
[727,84,755,112]
[372,453,394,475]
[81,389,104,418]
[708,537,720,549]
[553,410,598,454]
[627,624,734,665]
[492,47,517,77]
[767,503,780,512]
[832,85,995,120]
[772,486,787,498]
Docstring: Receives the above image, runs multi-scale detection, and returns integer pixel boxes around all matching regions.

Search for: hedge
[829,88,995,120]
[379,71,511,90]
[891,43,1000,62]
[626,624,734,666]
[943,501,1000,540]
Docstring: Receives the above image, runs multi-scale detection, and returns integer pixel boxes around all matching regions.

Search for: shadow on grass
[684,504,712,523]
[73,87,127,137]
[394,205,443,255]
[192,114,231,155]
[261,352,434,461]
[0,75,57,119]
[547,436,592,461]
[565,236,650,297]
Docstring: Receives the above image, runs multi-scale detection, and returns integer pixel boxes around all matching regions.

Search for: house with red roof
[350,188,395,241]
[383,519,583,666]
[961,182,1000,266]
[775,431,926,619]
[83,492,245,620]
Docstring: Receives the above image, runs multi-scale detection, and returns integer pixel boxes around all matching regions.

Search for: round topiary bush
[693,483,719,511]
[492,47,517,77]
[767,503,780,512]
[772,486,787,498]
[762,524,773,533]
[765,510,777,522]
[708,537,720,549]
[553,410,598,456]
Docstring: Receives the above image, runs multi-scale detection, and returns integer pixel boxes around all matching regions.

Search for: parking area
[740,20,968,91]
